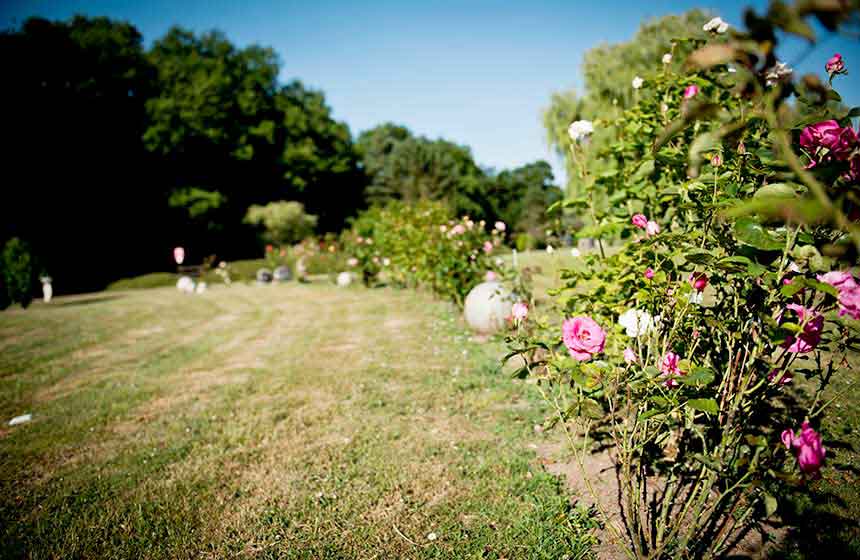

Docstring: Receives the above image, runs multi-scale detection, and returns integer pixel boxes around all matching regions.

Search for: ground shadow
[51,294,125,308]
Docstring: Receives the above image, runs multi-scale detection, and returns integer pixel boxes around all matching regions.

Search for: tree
[1,238,36,309]
[543,10,708,197]
[0,16,159,294]
[357,124,485,214]
[244,201,318,246]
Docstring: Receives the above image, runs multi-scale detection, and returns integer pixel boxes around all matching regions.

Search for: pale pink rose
[660,351,684,388]
[494,221,506,232]
[485,270,497,282]
[173,246,185,265]
[511,302,528,322]
[644,268,655,280]
[838,284,860,320]
[646,221,660,236]
[452,224,466,235]
[562,316,606,361]
[683,85,699,99]
[632,214,648,229]
[817,270,856,290]
[347,257,358,267]
[483,241,494,254]
[623,347,638,364]
[689,272,708,292]
[781,303,823,353]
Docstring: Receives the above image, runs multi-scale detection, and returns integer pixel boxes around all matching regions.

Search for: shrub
[342,200,510,305]
[244,201,318,246]
[1,238,36,309]
[509,5,860,557]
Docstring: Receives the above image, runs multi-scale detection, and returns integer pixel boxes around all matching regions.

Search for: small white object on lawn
[336,272,353,287]
[9,414,32,426]
[464,281,515,334]
[570,248,581,257]
[195,282,207,294]
[176,276,195,293]
[426,532,437,541]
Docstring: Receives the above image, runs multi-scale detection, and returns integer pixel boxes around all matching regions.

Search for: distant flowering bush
[508,5,860,557]
[342,200,513,305]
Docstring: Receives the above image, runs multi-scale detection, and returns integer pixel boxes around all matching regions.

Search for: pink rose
[644,268,655,280]
[646,221,660,236]
[632,214,648,229]
[768,369,792,385]
[660,351,684,388]
[825,53,846,75]
[838,284,860,320]
[485,270,497,282]
[683,85,699,99]
[800,120,858,168]
[494,221,506,232]
[511,302,528,322]
[817,270,856,290]
[347,257,358,267]
[483,241,494,254]
[780,303,824,353]
[562,316,606,361]
[623,347,638,364]
[782,421,826,477]
[689,272,708,292]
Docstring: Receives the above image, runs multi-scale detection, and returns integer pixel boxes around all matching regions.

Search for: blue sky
[2,0,858,181]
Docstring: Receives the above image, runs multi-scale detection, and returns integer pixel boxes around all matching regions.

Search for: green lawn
[0,282,596,559]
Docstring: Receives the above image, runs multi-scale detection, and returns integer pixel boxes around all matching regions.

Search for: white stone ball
[176,276,195,293]
[336,272,352,287]
[464,281,514,334]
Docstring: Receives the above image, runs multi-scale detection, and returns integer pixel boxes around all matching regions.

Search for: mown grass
[0,282,598,559]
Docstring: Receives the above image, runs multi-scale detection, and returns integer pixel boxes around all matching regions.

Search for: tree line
[0,15,561,295]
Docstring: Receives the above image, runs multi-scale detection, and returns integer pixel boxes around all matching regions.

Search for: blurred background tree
[543,10,708,198]
[244,201,318,247]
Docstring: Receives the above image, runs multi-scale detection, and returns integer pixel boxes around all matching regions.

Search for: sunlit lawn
[0,281,596,559]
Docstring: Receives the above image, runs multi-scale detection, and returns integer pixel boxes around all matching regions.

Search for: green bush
[244,201,318,246]
[1,238,36,309]
[509,6,860,557]
[342,200,511,305]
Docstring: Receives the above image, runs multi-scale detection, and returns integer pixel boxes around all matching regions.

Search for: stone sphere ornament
[336,272,353,287]
[176,276,195,293]
[256,268,273,284]
[273,266,292,282]
[464,281,515,334]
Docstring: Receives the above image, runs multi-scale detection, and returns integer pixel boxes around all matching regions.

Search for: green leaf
[685,249,715,265]
[732,217,785,251]
[763,492,778,517]
[686,398,718,415]
[680,367,715,387]
[753,183,797,199]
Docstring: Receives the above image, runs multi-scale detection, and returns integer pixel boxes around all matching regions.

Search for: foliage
[543,10,707,197]
[1,238,36,309]
[1,16,363,294]
[512,3,860,557]
[342,200,513,306]
[244,201,318,246]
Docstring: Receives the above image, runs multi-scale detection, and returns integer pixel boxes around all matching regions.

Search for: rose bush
[342,200,519,306]
[508,4,860,557]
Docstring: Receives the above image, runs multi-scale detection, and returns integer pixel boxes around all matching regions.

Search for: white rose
[618,309,656,337]
[662,53,672,64]
[703,16,729,34]
[567,120,594,143]
[632,76,644,89]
